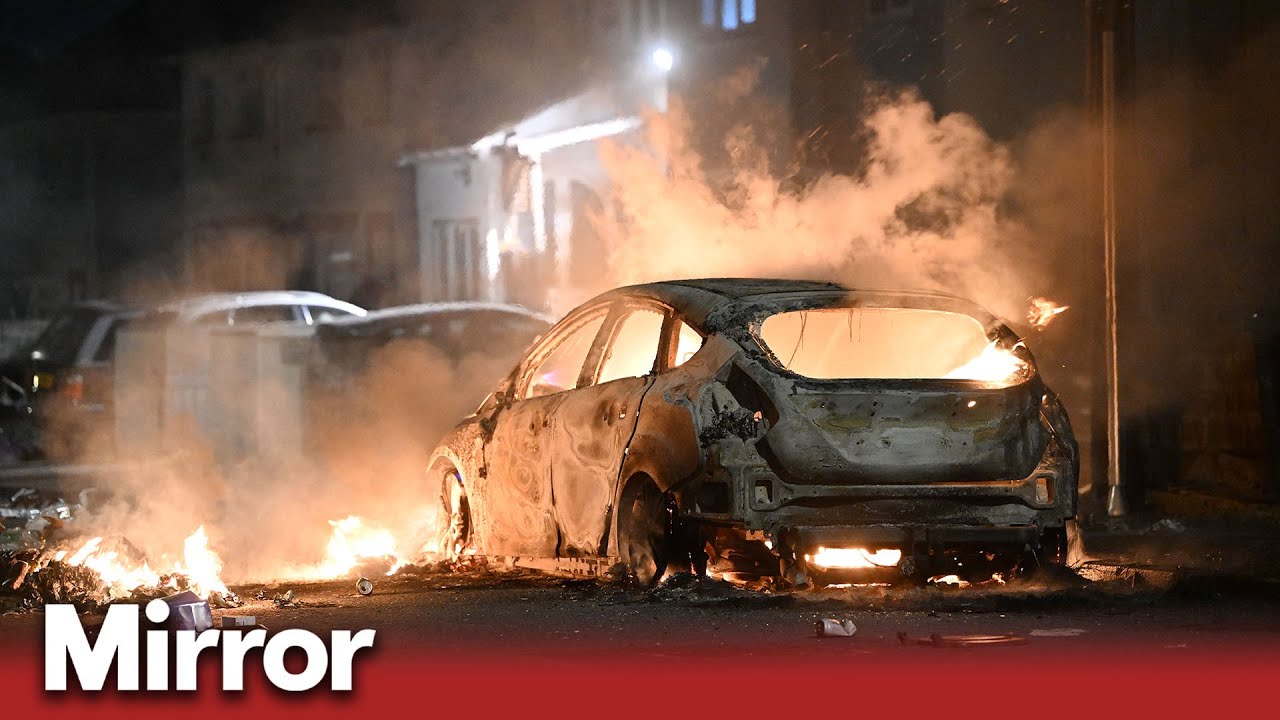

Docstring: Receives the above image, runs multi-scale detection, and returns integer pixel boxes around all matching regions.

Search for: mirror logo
[44,601,376,691]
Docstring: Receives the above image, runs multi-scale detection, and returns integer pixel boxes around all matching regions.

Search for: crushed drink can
[356,577,374,596]
[815,618,857,638]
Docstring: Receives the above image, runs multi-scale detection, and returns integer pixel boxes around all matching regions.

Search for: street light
[650,45,674,73]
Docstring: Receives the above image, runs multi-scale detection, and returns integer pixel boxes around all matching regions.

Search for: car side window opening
[193,310,233,326]
[596,308,665,385]
[672,319,704,368]
[308,305,357,324]
[92,318,127,362]
[231,305,297,325]
[523,312,608,400]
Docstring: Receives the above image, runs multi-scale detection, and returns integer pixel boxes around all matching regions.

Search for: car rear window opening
[757,307,1031,385]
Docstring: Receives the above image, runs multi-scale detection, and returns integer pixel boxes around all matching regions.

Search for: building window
[433,218,483,301]
[702,0,756,31]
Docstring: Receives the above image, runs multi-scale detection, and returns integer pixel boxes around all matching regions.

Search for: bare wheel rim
[443,469,471,559]
[619,480,667,586]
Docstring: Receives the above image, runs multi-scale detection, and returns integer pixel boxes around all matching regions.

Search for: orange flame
[1028,296,1069,329]
[62,537,160,599]
[309,515,403,579]
[59,526,228,600]
[172,526,230,599]
[945,341,1031,385]
[807,547,902,569]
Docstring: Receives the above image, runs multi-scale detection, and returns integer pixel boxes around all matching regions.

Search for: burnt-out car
[427,279,1078,587]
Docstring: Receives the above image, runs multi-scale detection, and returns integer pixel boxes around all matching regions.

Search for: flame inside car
[943,340,1032,385]
[759,307,1032,387]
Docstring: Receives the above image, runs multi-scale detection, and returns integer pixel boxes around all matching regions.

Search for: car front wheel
[441,468,472,561]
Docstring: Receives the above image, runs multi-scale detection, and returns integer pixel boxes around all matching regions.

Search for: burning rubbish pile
[0,487,196,611]
[1,486,238,612]
[0,483,450,615]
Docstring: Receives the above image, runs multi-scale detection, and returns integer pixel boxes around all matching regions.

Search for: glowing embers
[806,546,902,570]
[1027,297,1069,329]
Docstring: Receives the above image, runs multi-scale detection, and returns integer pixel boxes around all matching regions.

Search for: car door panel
[484,395,562,556]
[547,304,667,557]
[550,376,651,555]
[480,306,609,557]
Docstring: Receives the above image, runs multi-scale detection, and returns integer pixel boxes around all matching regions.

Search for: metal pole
[1101,26,1126,517]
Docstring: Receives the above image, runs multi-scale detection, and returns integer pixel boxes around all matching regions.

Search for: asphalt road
[6,566,1277,657]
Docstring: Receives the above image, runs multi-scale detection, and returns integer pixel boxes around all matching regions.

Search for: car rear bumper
[687,431,1078,537]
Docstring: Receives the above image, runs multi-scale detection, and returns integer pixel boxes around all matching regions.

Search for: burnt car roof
[596,279,1000,332]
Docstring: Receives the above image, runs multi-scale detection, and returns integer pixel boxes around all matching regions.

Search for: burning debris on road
[0,480,454,616]
[1,488,239,613]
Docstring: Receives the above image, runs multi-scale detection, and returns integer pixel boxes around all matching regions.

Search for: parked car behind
[112,290,368,454]
[0,301,139,461]
[303,303,553,472]
[427,279,1078,588]
[308,302,554,392]
[146,290,366,327]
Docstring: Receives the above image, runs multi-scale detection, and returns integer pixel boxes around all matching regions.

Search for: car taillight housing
[60,374,84,403]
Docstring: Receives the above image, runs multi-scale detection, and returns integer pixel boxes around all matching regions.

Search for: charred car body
[427,279,1078,587]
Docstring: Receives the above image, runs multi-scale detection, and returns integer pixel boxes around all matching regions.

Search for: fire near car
[426,279,1078,587]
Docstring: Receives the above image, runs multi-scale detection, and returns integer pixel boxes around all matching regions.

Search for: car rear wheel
[618,476,669,587]
[442,469,472,561]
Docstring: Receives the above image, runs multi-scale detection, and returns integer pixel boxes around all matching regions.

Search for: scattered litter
[927,574,970,588]
[272,589,298,608]
[221,615,257,629]
[815,618,857,637]
[1150,518,1187,533]
[209,590,241,609]
[161,590,213,632]
[898,632,1027,647]
[1030,628,1087,637]
[356,577,374,596]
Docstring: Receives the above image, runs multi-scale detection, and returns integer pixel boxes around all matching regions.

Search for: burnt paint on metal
[427,279,1080,572]
[550,375,652,556]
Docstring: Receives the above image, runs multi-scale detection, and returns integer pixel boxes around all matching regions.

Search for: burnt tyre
[1015,525,1080,582]
[618,476,669,587]
[441,468,472,561]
